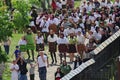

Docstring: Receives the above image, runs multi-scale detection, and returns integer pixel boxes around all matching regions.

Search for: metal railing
[61,30,120,80]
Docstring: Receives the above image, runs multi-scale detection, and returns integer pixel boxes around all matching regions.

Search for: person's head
[27,28,32,34]
[62,60,67,66]
[60,26,64,31]
[50,29,55,35]
[77,31,81,36]
[59,33,64,38]
[89,38,94,43]
[16,46,19,50]
[37,31,42,37]
[57,67,61,72]
[12,60,16,65]
[39,51,44,56]
[69,33,74,37]
[21,36,25,40]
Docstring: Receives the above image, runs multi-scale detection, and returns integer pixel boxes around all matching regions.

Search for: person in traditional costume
[18,36,27,52]
[68,32,77,63]
[48,30,58,64]
[76,31,86,60]
[25,28,35,61]
[18,36,27,58]
[41,17,49,44]
[35,31,44,52]
[55,67,64,80]
[57,33,68,64]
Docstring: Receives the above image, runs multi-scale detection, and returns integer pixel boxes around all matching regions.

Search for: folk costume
[35,32,44,51]
[48,31,58,64]
[18,37,27,52]
[76,32,86,60]
[25,28,35,61]
[68,34,77,62]
[57,33,68,63]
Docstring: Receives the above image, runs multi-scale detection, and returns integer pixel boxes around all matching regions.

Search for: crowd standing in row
[5,0,120,80]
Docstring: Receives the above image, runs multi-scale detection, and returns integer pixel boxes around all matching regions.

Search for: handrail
[60,30,120,80]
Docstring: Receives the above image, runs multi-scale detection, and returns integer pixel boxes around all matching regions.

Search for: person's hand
[47,64,49,68]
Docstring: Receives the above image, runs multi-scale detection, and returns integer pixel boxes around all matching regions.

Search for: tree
[12,0,31,32]
[0,4,13,63]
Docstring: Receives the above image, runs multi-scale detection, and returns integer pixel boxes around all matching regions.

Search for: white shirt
[61,0,67,5]
[41,20,49,32]
[73,17,79,23]
[48,34,58,42]
[56,2,62,9]
[36,16,43,25]
[10,64,19,80]
[114,2,120,6]
[35,36,44,44]
[57,37,69,44]
[77,35,85,44]
[100,2,106,7]
[93,32,102,40]
[74,28,82,35]
[18,39,27,45]
[53,18,60,25]
[65,28,75,36]
[38,55,47,68]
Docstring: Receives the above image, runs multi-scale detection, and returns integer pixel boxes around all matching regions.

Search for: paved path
[26,38,89,80]
[27,52,72,80]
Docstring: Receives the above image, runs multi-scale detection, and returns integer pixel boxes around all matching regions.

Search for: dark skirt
[62,5,66,9]
[58,44,67,53]
[68,44,77,53]
[77,44,86,53]
[36,43,44,51]
[49,42,57,52]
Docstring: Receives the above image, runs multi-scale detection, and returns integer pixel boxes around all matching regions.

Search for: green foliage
[0,4,13,63]
[28,0,41,8]
[12,0,31,32]
[2,64,11,80]
[0,50,8,63]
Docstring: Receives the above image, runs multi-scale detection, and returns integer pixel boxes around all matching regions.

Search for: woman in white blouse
[57,33,68,64]
[35,31,44,51]
[48,30,58,64]
[18,36,27,52]
[76,31,86,60]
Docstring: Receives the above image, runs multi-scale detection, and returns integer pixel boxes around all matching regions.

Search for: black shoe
[51,61,54,64]
[55,61,57,64]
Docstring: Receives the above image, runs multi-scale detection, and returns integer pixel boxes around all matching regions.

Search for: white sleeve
[65,38,69,44]
[47,36,50,42]
[15,64,19,70]
[57,38,60,44]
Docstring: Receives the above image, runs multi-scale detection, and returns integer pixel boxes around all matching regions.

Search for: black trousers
[30,74,35,80]
[50,52,57,63]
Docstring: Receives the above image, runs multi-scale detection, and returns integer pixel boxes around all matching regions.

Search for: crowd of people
[7,0,120,80]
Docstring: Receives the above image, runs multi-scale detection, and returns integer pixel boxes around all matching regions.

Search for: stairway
[61,30,120,80]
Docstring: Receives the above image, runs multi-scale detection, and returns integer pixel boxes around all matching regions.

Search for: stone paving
[27,52,72,80]
[26,38,89,80]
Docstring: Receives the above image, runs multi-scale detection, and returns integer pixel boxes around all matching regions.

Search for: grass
[2,64,11,80]
[74,1,81,8]
[2,34,23,80]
